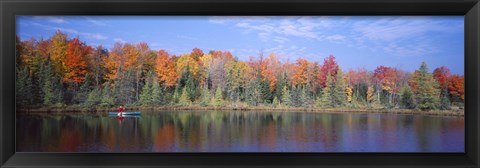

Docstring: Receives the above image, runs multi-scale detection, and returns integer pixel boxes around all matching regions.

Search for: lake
[16,111,464,152]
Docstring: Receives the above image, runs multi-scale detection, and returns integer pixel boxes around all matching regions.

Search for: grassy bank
[17,104,464,116]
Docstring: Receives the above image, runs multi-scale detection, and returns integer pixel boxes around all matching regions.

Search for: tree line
[15,31,465,111]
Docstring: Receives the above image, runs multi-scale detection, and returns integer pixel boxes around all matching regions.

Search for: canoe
[108,112,141,115]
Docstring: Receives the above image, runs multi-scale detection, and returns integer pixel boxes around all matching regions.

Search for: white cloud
[353,16,462,42]
[84,17,108,26]
[325,35,346,41]
[177,35,198,41]
[31,22,108,40]
[349,16,461,57]
[114,38,126,43]
[34,16,66,24]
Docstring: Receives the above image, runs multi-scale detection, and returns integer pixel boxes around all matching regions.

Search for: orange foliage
[103,42,125,80]
[156,50,178,87]
[292,58,311,86]
[64,38,92,84]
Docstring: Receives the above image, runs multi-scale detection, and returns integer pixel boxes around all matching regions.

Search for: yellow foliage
[176,54,199,78]
[346,86,353,103]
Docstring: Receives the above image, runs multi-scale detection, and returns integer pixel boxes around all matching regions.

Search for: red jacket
[118,107,124,112]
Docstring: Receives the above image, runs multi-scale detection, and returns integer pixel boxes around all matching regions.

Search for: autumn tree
[410,62,440,111]
[433,66,452,109]
[448,75,464,103]
[90,45,108,86]
[190,48,204,61]
[104,42,125,80]
[156,50,178,87]
[292,58,311,86]
[64,38,92,84]
[49,31,69,77]
[318,55,339,88]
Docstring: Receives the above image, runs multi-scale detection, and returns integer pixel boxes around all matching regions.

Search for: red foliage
[317,55,339,87]
[190,48,204,61]
[64,38,92,84]
[433,66,451,88]
[448,75,464,102]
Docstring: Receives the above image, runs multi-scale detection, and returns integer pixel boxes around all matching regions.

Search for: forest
[15,31,465,112]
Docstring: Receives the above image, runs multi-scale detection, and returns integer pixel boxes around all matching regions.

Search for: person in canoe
[117,105,124,117]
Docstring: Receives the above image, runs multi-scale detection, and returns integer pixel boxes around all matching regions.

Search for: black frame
[1,0,479,167]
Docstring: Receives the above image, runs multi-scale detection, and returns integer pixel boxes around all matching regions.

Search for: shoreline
[17,105,465,117]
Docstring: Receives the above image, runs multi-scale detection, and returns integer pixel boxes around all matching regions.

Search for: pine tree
[261,79,272,104]
[300,86,309,108]
[333,68,347,107]
[16,66,33,107]
[75,74,92,104]
[42,60,56,106]
[413,62,440,111]
[439,87,451,110]
[139,77,152,106]
[247,73,262,106]
[213,86,224,107]
[272,96,280,108]
[281,85,292,107]
[320,73,334,107]
[179,87,191,106]
[85,88,101,106]
[172,84,180,105]
[151,78,163,106]
[399,85,415,109]
[185,68,197,101]
[100,82,115,107]
[200,87,211,107]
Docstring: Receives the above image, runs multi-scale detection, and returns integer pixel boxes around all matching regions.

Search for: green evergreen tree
[274,72,287,100]
[178,87,191,106]
[261,79,272,103]
[85,88,101,106]
[414,62,440,111]
[200,87,211,107]
[439,87,451,110]
[100,82,115,107]
[272,96,280,108]
[281,85,292,107]
[213,86,224,107]
[75,74,92,104]
[333,68,347,107]
[139,77,152,106]
[185,68,196,101]
[247,73,262,106]
[42,60,56,106]
[16,66,33,106]
[172,84,181,105]
[151,78,163,105]
[400,85,415,109]
[300,86,309,108]
[320,73,334,107]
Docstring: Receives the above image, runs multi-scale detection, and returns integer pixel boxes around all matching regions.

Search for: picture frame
[1,0,479,167]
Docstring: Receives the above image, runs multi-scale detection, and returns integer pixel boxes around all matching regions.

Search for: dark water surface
[16,111,464,152]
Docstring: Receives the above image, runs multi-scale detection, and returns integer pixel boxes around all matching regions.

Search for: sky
[16,16,464,75]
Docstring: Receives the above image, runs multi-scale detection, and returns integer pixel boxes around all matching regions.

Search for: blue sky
[16,16,464,75]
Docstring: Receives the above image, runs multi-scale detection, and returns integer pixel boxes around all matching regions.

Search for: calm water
[16,111,464,152]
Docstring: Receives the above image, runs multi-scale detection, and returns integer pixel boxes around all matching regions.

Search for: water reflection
[16,111,464,152]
